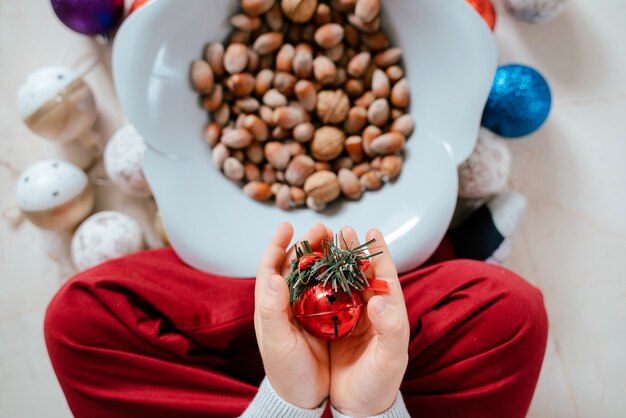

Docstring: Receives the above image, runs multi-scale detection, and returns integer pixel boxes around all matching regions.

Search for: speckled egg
[71,211,145,271]
[104,124,152,197]
[16,159,94,230]
[17,66,97,143]
[503,0,568,23]
[458,128,512,199]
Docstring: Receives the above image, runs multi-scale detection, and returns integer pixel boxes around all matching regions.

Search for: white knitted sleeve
[239,377,327,418]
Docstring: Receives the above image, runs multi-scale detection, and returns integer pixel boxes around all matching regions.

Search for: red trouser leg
[45,247,547,418]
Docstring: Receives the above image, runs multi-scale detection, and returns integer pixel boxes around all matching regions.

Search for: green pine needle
[286,232,383,303]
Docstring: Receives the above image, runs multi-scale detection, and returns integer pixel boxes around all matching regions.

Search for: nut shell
[304,170,341,203]
[243,181,273,201]
[316,90,350,124]
[286,154,316,186]
[191,60,214,93]
[311,126,345,161]
[281,0,317,23]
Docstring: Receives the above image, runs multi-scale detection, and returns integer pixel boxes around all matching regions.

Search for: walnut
[311,126,345,161]
[316,89,350,124]
[304,170,341,203]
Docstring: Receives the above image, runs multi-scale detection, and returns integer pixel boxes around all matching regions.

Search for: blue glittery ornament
[482,64,552,138]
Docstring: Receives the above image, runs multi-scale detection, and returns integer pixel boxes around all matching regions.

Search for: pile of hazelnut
[191,0,414,211]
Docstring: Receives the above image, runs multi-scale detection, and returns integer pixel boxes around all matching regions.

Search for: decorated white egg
[503,0,568,24]
[71,211,145,271]
[17,66,97,143]
[458,128,512,199]
[104,124,152,197]
[16,159,94,230]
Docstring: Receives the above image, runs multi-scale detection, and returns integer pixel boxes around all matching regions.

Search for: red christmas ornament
[129,0,150,14]
[467,0,497,31]
[293,284,364,340]
[286,234,387,341]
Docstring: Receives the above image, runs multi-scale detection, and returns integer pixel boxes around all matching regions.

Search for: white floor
[1,0,625,417]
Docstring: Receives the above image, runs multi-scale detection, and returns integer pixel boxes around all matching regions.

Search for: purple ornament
[51,0,124,36]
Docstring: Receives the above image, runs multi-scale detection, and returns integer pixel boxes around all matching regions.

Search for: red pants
[45,246,547,418]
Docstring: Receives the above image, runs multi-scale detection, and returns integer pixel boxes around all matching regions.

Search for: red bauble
[129,0,150,14]
[293,284,364,341]
[466,0,497,31]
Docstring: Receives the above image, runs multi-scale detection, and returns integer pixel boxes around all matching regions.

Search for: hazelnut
[293,122,315,142]
[314,23,345,49]
[204,43,225,78]
[242,0,276,16]
[380,155,403,179]
[370,132,406,155]
[313,56,337,85]
[275,184,293,211]
[360,170,383,190]
[286,154,316,186]
[244,181,273,201]
[355,0,381,23]
[265,142,292,170]
[294,80,318,112]
[391,78,410,108]
[338,168,362,200]
[223,157,245,181]
[191,60,214,93]
[253,32,284,55]
[390,114,415,137]
[281,0,317,23]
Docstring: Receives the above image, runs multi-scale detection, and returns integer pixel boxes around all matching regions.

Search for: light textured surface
[0,0,625,417]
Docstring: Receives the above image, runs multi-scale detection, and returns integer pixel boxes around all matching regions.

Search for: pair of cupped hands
[255,223,410,416]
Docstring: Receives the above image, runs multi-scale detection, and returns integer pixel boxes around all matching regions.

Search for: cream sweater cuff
[240,377,327,418]
[330,393,410,418]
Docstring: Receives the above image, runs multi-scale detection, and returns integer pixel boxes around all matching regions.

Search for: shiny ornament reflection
[293,284,364,340]
[482,64,551,138]
[51,0,124,35]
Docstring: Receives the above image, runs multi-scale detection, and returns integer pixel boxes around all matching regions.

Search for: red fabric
[45,246,547,418]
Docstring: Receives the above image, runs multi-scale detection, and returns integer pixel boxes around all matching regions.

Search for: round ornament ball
[294,284,364,340]
[51,0,124,36]
[104,124,151,198]
[71,211,144,271]
[482,64,552,138]
[17,66,97,143]
[129,0,150,14]
[503,0,568,24]
[458,128,512,199]
[16,159,94,231]
[466,0,497,31]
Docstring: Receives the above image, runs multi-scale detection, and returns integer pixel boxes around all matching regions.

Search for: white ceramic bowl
[112,0,496,277]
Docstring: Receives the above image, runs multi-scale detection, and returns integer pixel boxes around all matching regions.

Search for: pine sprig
[286,233,383,303]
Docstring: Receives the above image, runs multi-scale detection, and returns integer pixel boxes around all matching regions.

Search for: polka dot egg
[458,128,512,199]
[17,66,97,143]
[71,211,145,271]
[104,124,152,198]
[16,159,94,230]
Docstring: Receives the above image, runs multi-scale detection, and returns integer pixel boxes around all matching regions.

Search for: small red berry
[358,259,370,272]
[298,252,323,270]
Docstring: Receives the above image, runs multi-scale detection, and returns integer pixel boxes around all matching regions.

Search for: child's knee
[448,259,548,347]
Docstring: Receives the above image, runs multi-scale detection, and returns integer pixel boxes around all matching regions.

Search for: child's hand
[254,222,332,410]
[329,227,410,416]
